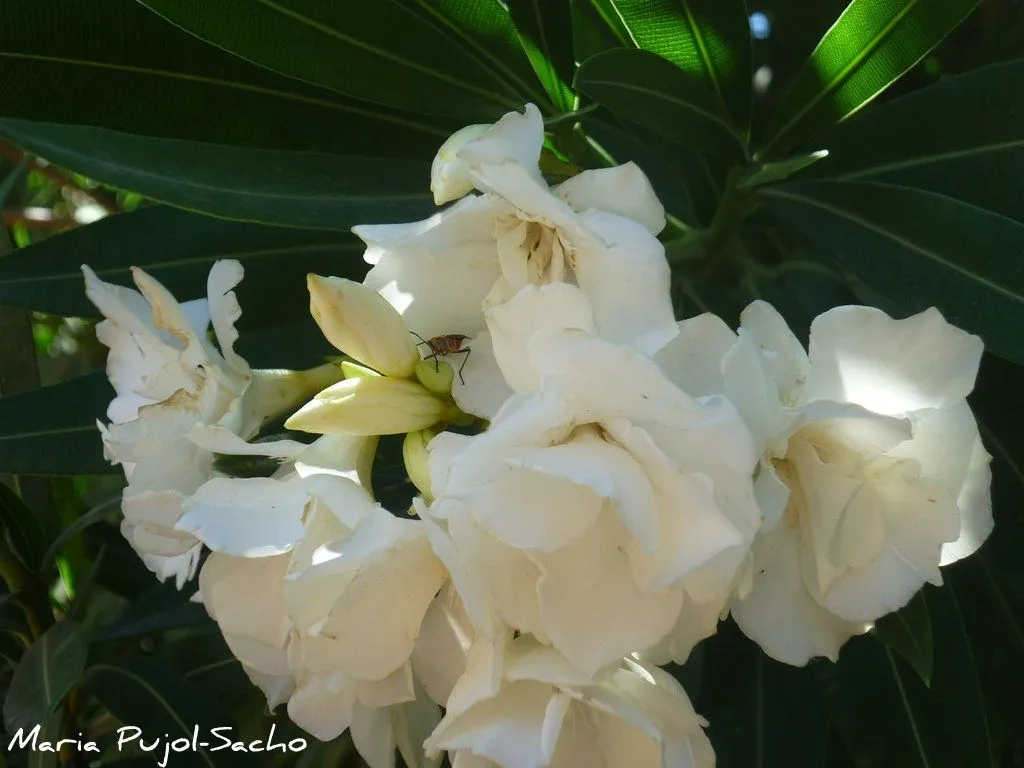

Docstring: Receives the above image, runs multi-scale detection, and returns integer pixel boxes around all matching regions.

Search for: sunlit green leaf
[509,0,576,110]
[608,0,752,131]
[761,0,980,158]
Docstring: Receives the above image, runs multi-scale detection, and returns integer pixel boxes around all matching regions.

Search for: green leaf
[0,120,434,230]
[25,709,62,768]
[0,206,364,329]
[0,373,114,476]
[874,591,934,686]
[82,658,249,768]
[3,620,88,734]
[0,0,451,157]
[796,59,1024,222]
[571,0,632,63]
[0,483,49,571]
[608,0,752,131]
[736,150,829,190]
[41,497,119,568]
[698,619,828,767]
[816,584,992,768]
[97,583,209,643]
[759,181,1024,365]
[575,49,748,163]
[761,0,980,158]
[135,0,530,121]
[508,0,576,110]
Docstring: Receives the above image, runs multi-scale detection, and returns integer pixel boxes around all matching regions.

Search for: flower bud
[414,358,454,394]
[403,427,438,502]
[341,360,381,379]
[285,377,451,436]
[430,123,489,205]
[307,275,418,378]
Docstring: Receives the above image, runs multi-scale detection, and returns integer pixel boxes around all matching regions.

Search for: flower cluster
[88,104,993,768]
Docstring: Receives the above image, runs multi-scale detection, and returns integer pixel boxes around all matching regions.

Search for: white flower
[663,301,992,665]
[425,635,714,768]
[357,104,676,418]
[85,261,340,586]
[422,284,758,674]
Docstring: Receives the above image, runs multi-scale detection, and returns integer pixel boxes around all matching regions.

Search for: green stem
[0,545,52,639]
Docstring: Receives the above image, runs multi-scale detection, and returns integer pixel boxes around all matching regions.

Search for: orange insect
[411,332,472,384]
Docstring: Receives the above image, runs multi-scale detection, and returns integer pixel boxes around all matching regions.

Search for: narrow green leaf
[759,181,1024,365]
[0,373,114,476]
[609,0,752,131]
[135,0,528,120]
[761,0,980,158]
[874,591,934,686]
[575,49,748,162]
[509,0,576,110]
[736,150,829,190]
[0,483,49,570]
[82,658,249,768]
[97,583,208,643]
[41,497,119,568]
[0,120,434,230]
[797,59,1024,222]
[0,0,451,157]
[0,206,364,329]
[3,620,88,734]
[699,619,828,768]
[816,584,992,768]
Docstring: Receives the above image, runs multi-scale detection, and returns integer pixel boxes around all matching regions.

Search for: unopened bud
[430,123,489,205]
[341,360,381,380]
[414,358,454,394]
[403,427,438,502]
[307,275,418,378]
[285,377,451,436]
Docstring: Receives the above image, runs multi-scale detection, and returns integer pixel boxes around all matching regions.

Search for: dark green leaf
[736,150,829,190]
[816,584,992,768]
[24,709,62,768]
[761,0,980,158]
[509,0,576,110]
[3,620,88,734]
[798,59,1024,222]
[608,0,752,131]
[698,619,828,768]
[135,0,528,120]
[759,181,1024,365]
[0,373,113,476]
[234,319,335,371]
[0,0,451,158]
[82,657,249,768]
[575,48,748,162]
[0,206,364,329]
[0,121,434,230]
[874,590,934,686]
[0,483,49,570]
[41,497,120,568]
[571,0,632,63]
[97,582,209,642]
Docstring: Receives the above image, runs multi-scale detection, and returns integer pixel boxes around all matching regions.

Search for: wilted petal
[803,306,983,415]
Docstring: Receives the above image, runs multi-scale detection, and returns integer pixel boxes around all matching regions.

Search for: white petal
[206,259,247,372]
[412,584,473,706]
[432,123,491,204]
[394,687,444,768]
[486,283,595,393]
[654,315,734,398]
[450,331,515,419]
[198,553,291,652]
[533,512,684,676]
[359,195,507,340]
[458,104,546,191]
[739,300,810,405]
[640,596,723,666]
[178,477,308,556]
[754,462,791,532]
[185,424,306,457]
[732,526,867,665]
[555,163,665,234]
[243,666,294,711]
[804,306,983,415]
[573,209,676,355]
[351,703,396,768]
[288,674,357,742]
[721,333,785,453]
[886,403,993,564]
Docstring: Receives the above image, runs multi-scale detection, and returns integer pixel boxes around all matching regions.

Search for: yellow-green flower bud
[307,274,418,378]
[403,427,438,502]
[414,358,454,395]
[285,377,450,436]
